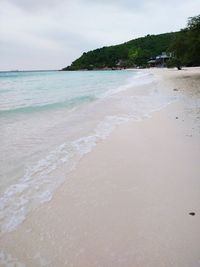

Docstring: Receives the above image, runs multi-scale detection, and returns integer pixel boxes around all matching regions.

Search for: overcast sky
[0,0,199,71]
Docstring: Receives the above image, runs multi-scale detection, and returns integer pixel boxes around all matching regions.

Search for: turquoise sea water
[0,70,137,116]
[0,70,177,235]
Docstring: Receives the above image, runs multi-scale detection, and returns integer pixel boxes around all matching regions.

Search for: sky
[0,0,199,71]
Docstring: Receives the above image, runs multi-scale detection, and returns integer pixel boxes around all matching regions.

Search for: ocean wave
[0,95,96,116]
[100,72,154,98]
[0,70,144,117]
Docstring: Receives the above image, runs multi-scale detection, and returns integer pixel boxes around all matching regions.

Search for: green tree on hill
[168,14,200,68]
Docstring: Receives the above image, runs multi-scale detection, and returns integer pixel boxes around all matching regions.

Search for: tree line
[167,14,200,69]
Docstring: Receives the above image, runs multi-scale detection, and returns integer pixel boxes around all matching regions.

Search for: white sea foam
[100,72,154,98]
[0,250,51,267]
[0,250,26,267]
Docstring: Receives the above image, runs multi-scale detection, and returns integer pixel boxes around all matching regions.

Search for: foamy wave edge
[100,71,154,98]
[0,115,137,235]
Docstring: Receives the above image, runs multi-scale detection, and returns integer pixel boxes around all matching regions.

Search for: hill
[62,14,200,71]
[62,32,177,70]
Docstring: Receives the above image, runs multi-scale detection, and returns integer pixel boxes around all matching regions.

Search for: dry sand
[0,68,200,267]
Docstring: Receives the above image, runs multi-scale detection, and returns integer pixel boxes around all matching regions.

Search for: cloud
[0,0,200,70]
[2,0,64,11]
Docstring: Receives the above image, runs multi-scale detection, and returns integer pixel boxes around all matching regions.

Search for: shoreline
[1,68,200,267]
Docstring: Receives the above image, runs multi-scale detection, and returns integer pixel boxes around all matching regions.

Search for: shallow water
[0,70,177,234]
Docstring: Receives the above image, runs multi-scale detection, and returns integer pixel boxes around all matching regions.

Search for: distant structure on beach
[148,52,172,68]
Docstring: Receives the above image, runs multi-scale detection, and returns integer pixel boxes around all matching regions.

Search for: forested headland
[62,15,200,71]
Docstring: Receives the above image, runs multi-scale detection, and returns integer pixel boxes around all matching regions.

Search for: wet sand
[0,68,200,267]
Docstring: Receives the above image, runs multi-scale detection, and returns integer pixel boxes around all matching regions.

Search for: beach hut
[155,52,171,67]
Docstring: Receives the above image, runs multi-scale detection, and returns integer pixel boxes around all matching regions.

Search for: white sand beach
[0,68,200,267]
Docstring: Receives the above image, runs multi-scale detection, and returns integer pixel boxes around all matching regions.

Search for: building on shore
[148,52,172,67]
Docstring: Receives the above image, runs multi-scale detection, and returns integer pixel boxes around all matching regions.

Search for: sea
[0,70,176,235]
